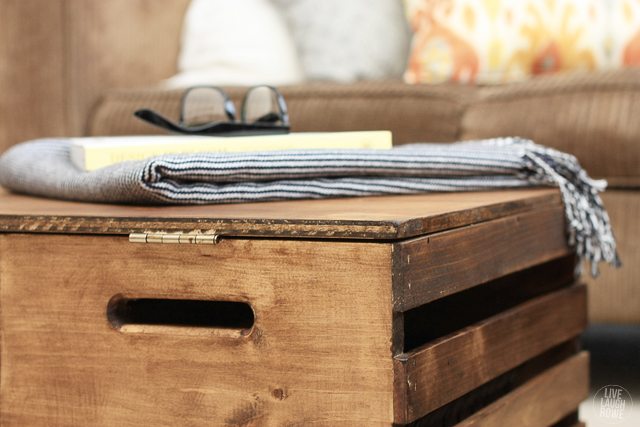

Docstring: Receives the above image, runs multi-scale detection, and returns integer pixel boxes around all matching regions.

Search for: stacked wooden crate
[0,188,588,426]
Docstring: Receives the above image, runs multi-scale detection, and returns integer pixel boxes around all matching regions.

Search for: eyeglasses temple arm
[134,109,190,134]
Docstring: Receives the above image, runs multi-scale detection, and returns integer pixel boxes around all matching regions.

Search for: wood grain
[393,205,571,310]
[454,352,589,427]
[0,190,585,425]
[0,234,395,426]
[0,188,562,239]
[399,256,576,352]
[406,340,580,426]
[393,285,587,424]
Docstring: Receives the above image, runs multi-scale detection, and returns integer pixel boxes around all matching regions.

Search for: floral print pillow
[610,0,640,66]
[404,0,640,84]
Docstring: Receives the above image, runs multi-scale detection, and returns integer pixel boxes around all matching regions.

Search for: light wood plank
[0,188,562,239]
[393,205,571,310]
[393,285,587,424]
[454,353,589,427]
[0,234,395,426]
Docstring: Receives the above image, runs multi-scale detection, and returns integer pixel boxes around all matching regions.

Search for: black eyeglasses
[134,85,290,137]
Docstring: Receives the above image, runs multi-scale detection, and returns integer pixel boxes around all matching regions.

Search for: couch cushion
[463,69,640,185]
[166,0,304,88]
[273,0,411,82]
[89,82,472,145]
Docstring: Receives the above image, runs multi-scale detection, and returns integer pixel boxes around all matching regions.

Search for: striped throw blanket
[0,138,620,275]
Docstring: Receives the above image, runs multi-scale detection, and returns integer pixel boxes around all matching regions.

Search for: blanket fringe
[513,139,621,277]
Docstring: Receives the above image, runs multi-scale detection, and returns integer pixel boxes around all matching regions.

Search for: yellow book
[70,131,393,171]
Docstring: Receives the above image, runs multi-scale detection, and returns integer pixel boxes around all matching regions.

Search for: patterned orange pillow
[610,0,640,66]
[404,0,615,84]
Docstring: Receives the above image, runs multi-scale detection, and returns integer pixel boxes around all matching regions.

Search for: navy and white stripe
[0,137,619,275]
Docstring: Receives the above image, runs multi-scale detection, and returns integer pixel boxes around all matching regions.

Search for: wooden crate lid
[0,188,561,240]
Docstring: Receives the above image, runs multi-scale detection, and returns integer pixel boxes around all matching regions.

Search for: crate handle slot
[107,295,255,335]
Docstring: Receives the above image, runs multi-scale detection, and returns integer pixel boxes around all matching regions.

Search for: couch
[1,0,638,324]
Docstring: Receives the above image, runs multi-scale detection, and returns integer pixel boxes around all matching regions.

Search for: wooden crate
[0,188,589,426]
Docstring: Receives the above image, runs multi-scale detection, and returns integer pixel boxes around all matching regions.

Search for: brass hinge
[129,232,220,245]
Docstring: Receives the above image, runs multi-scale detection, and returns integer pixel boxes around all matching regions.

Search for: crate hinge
[128,232,220,245]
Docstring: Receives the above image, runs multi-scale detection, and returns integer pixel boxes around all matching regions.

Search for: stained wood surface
[393,285,587,424]
[0,234,395,426]
[393,205,571,310]
[0,189,583,425]
[399,256,576,352]
[454,353,589,427]
[0,188,561,239]
[407,340,580,426]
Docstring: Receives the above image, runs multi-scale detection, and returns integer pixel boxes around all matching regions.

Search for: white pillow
[164,0,304,88]
[272,0,412,82]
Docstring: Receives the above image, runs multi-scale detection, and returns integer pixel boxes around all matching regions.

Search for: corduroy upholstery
[466,70,640,185]
[1,0,638,324]
[90,83,473,146]
[0,0,190,152]
[585,191,640,324]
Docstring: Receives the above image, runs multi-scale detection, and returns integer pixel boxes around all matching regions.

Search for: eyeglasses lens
[242,86,286,125]
[181,87,229,127]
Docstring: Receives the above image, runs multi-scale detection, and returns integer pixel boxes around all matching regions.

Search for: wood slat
[393,205,571,311]
[0,188,562,239]
[454,352,589,427]
[393,285,587,424]
[399,256,576,353]
[402,340,580,426]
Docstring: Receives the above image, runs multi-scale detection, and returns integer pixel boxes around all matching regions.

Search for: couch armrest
[0,0,190,153]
